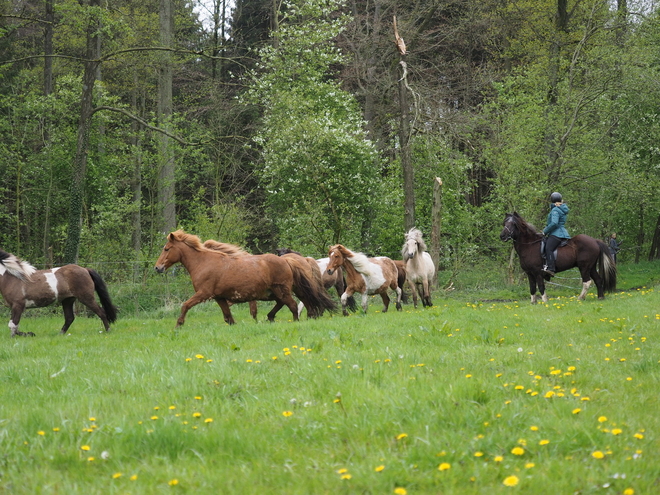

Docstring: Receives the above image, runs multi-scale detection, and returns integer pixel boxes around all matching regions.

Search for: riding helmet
[550,192,562,203]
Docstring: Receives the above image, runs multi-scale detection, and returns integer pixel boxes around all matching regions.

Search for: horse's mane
[402,228,428,256]
[510,213,543,238]
[203,239,249,256]
[275,248,301,256]
[332,244,380,276]
[0,249,36,281]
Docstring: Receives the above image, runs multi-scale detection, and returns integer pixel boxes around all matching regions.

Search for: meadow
[0,263,659,494]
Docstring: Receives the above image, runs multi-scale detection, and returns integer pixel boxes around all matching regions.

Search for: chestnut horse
[401,228,436,308]
[327,244,402,316]
[500,212,616,303]
[0,249,117,337]
[155,230,334,325]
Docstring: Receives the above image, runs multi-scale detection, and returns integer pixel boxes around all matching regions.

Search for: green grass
[1,263,659,494]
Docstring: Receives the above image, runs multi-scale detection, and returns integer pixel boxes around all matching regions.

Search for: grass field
[1,263,659,494]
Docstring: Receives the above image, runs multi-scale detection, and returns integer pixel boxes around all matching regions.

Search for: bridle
[501,222,516,241]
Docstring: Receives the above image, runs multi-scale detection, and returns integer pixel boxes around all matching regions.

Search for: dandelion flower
[336,468,348,474]
[130,475,138,481]
[112,473,122,479]
[539,439,550,446]
[598,416,607,423]
[511,447,525,456]
[612,428,622,435]
[623,489,634,495]
[195,354,204,359]
[282,411,293,417]
[341,474,352,480]
[80,445,91,451]
[394,488,407,495]
[52,427,60,432]
[168,479,179,486]
[592,450,605,459]
[634,433,644,440]
[503,475,519,487]
[530,425,539,431]
[204,418,213,423]
[525,462,535,468]
[474,451,484,457]
[494,455,503,462]
[375,465,385,472]
[87,457,95,462]
[438,462,451,471]
[396,433,408,440]
[192,412,202,418]
[37,431,45,436]
[572,408,582,414]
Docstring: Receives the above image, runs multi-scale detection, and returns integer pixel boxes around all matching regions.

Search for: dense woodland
[2,0,660,281]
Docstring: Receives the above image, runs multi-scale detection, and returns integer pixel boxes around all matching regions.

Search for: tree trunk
[158,0,176,234]
[398,59,414,231]
[648,213,660,261]
[63,0,100,264]
[635,203,643,263]
[430,177,442,284]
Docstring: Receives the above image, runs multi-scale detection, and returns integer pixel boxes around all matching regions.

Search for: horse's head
[500,213,518,242]
[327,244,347,275]
[155,232,184,273]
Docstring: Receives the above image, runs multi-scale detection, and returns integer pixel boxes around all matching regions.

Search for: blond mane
[203,239,249,256]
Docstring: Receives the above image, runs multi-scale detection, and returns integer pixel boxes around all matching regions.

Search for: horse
[500,212,617,303]
[155,230,334,326]
[276,248,357,314]
[326,244,402,316]
[0,249,117,337]
[401,228,436,308]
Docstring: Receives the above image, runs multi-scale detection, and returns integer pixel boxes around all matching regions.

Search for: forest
[2,0,660,282]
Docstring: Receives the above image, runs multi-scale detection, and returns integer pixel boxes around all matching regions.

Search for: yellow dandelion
[192,412,202,418]
[375,465,385,472]
[598,416,607,423]
[530,425,539,431]
[282,411,293,417]
[494,455,503,462]
[87,457,95,462]
[37,430,45,436]
[634,433,644,440]
[511,447,525,456]
[341,474,352,480]
[204,418,213,423]
[394,488,407,495]
[150,416,159,420]
[396,433,408,440]
[112,473,122,479]
[195,354,204,359]
[592,450,605,459]
[130,475,138,481]
[52,427,60,432]
[525,462,535,469]
[438,462,451,471]
[502,475,519,487]
[612,428,622,435]
[89,417,96,422]
[168,479,179,486]
[194,396,202,400]
[185,358,192,362]
[572,408,581,414]
[623,489,634,495]
[80,445,91,451]
[474,451,484,457]
[539,439,550,446]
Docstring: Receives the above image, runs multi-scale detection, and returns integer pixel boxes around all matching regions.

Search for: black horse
[500,212,616,303]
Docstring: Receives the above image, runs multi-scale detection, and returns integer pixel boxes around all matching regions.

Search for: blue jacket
[543,203,570,238]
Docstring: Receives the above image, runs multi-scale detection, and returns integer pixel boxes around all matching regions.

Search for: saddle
[541,238,569,260]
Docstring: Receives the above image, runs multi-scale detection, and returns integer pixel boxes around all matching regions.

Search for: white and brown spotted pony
[326,244,402,316]
[0,249,117,337]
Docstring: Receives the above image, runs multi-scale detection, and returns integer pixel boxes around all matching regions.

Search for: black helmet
[550,192,562,203]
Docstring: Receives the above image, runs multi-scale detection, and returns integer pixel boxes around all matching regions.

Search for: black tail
[289,263,337,317]
[598,241,617,292]
[87,269,118,323]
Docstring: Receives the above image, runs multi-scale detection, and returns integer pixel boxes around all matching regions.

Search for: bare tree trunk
[430,177,442,284]
[42,0,54,260]
[63,0,100,264]
[648,213,660,261]
[158,0,176,234]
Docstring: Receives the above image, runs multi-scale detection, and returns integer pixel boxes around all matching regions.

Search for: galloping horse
[276,248,357,313]
[155,230,334,326]
[0,249,117,336]
[500,212,616,303]
[401,228,436,308]
[327,244,402,316]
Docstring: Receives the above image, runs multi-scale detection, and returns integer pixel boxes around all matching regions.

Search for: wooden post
[430,177,442,284]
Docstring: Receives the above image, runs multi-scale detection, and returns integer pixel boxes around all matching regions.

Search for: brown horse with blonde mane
[327,244,402,316]
[155,230,334,325]
[0,248,117,337]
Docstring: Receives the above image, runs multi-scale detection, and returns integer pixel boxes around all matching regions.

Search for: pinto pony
[500,212,616,303]
[401,228,436,308]
[155,230,334,326]
[326,244,402,316]
[0,249,117,337]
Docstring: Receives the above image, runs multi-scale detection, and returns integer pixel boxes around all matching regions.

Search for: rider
[542,192,570,277]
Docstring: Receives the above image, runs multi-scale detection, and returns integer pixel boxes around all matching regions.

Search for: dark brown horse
[327,244,402,315]
[276,248,357,313]
[155,230,334,325]
[0,249,117,337]
[500,212,616,303]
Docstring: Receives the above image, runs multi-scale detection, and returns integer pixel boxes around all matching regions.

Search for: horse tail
[285,257,337,317]
[598,241,617,292]
[87,269,118,323]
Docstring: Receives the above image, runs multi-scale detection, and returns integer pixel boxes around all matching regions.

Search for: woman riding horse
[542,192,570,277]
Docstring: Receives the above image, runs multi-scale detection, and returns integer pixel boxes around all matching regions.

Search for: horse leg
[527,273,539,304]
[380,292,391,313]
[538,275,549,303]
[339,288,355,316]
[409,280,419,309]
[422,278,432,307]
[393,282,402,311]
[267,301,285,322]
[589,264,604,299]
[177,292,211,327]
[215,298,236,325]
[9,304,33,337]
[60,297,78,334]
[248,301,258,321]
[75,294,111,332]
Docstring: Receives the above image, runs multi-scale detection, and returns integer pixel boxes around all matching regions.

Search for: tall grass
[0,263,658,494]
